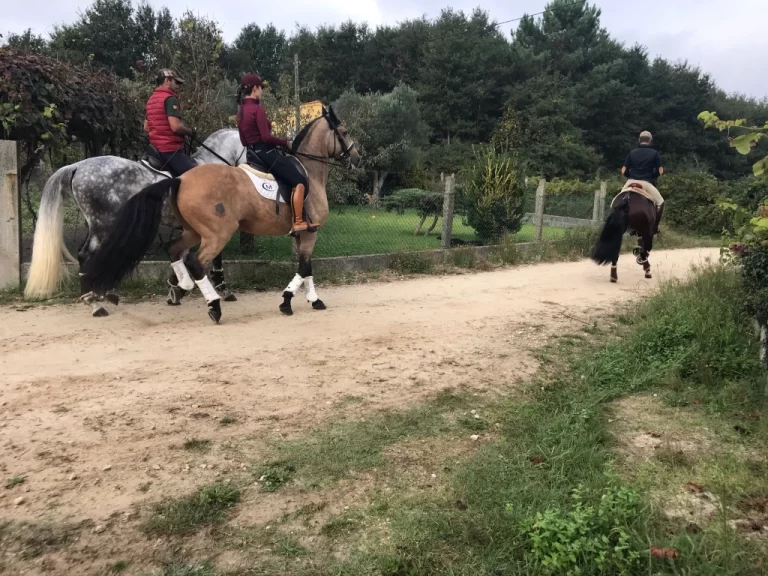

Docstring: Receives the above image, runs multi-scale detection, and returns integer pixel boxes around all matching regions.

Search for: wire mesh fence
[20,162,608,265]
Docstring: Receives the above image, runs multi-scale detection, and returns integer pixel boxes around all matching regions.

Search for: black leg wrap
[280,291,294,316]
[211,268,237,302]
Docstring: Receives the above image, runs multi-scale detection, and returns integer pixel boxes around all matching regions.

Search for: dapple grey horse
[24,129,247,316]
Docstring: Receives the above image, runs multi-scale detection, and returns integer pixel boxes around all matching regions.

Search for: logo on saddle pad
[238,164,287,204]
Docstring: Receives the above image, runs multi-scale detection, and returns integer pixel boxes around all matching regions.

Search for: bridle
[292,114,357,169]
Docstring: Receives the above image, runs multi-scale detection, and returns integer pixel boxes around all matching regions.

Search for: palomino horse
[591,185,657,282]
[24,129,246,316]
[82,106,360,323]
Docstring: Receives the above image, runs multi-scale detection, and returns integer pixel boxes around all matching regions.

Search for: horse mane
[291,117,323,154]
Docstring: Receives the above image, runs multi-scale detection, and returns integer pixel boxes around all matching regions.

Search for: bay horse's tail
[82,178,181,293]
[591,194,629,266]
[24,165,79,299]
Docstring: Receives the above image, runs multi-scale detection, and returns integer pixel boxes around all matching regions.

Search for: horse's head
[321,105,361,168]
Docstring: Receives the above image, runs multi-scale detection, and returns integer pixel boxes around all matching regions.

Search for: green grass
[182,438,211,453]
[219,207,565,261]
[253,390,468,491]
[209,264,767,576]
[110,560,131,573]
[143,483,239,536]
[5,476,25,489]
[219,415,237,425]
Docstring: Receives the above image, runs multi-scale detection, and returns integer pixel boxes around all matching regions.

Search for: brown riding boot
[290,184,309,235]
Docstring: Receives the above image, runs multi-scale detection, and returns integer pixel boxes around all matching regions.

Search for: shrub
[526,484,642,575]
[661,172,730,235]
[381,188,442,217]
[460,148,525,243]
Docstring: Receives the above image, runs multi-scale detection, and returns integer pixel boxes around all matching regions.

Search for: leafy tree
[1,29,47,52]
[417,9,512,143]
[223,24,287,85]
[334,84,429,201]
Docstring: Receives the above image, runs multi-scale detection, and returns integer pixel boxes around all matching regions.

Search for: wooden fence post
[534,178,546,243]
[440,174,455,250]
[0,141,21,290]
[598,181,607,222]
[593,188,601,223]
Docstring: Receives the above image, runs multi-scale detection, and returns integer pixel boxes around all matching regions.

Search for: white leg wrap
[304,276,318,303]
[285,273,304,295]
[171,259,195,290]
[195,276,220,304]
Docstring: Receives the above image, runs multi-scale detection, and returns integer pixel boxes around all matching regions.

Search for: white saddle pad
[238,164,287,204]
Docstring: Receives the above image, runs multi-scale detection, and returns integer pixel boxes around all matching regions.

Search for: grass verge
[208,264,766,576]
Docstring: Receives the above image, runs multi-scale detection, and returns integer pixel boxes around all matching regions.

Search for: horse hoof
[280,303,293,316]
[105,293,119,306]
[223,292,238,302]
[610,277,617,283]
[167,298,181,306]
[92,307,109,317]
[208,301,222,324]
[645,273,653,279]
[312,299,326,311]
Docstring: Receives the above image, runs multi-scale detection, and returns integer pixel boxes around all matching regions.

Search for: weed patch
[144,484,239,536]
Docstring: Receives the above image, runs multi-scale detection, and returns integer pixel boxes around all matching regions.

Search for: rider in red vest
[144,69,198,176]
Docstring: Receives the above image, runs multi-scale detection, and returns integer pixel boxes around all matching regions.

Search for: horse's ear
[328,105,340,126]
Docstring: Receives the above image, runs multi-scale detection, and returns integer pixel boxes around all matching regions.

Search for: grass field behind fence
[21,190,570,262]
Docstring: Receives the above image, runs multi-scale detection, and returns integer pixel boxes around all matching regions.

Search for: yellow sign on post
[272,100,324,137]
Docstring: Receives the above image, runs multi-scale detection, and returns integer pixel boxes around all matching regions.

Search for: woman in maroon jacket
[236,74,310,235]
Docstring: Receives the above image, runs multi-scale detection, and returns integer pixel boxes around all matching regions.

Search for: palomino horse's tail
[591,194,629,266]
[24,165,79,299]
[83,178,181,293]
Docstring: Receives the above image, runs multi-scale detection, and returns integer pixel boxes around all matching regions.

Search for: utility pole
[294,54,301,135]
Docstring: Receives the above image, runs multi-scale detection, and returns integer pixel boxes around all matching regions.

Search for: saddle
[243,149,309,215]
[141,144,166,171]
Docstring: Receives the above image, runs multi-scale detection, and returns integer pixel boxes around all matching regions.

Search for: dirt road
[0,248,717,530]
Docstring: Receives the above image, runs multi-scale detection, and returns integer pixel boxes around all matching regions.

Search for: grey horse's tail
[24,165,79,299]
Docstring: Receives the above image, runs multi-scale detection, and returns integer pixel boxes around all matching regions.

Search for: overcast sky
[4,0,767,99]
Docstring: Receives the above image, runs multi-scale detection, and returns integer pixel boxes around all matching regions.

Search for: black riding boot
[654,204,665,235]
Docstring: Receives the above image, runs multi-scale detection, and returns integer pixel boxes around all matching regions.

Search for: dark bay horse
[591,188,657,282]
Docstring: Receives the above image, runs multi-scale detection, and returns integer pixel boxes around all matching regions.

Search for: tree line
[3,0,768,187]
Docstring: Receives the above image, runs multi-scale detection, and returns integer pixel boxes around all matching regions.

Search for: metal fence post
[0,140,20,289]
[440,174,455,250]
[534,178,546,243]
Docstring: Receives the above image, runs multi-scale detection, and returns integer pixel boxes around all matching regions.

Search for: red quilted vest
[145,87,185,153]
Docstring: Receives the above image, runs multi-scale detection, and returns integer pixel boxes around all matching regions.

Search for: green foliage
[461,148,526,242]
[661,172,731,235]
[381,189,442,218]
[0,47,141,177]
[334,84,429,197]
[526,484,642,575]
[699,111,768,178]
